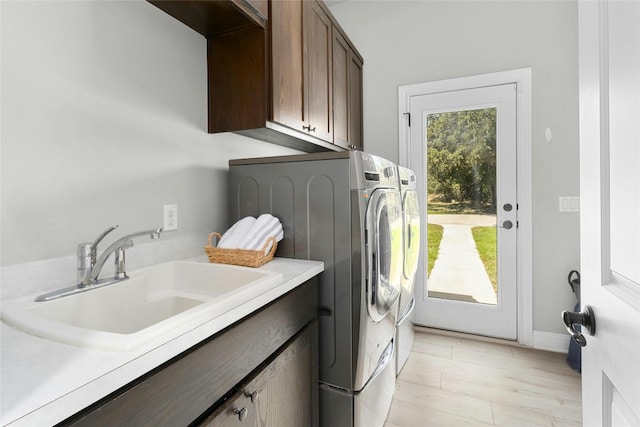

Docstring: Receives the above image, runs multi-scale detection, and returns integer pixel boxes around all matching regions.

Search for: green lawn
[428,201,495,215]
[471,226,497,292]
[427,223,444,277]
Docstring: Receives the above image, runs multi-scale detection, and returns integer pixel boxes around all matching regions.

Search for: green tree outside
[426,108,497,211]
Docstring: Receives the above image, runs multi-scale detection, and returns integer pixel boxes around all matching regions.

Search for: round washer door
[366,188,403,323]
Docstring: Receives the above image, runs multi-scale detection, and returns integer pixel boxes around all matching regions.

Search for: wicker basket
[204,232,277,267]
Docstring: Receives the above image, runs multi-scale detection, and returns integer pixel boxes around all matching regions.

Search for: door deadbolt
[503,203,513,212]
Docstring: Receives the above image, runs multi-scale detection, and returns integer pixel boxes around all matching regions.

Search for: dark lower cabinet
[201,323,317,427]
[58,278,318,427]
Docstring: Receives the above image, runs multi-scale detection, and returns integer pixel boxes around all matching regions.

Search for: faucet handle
[91,225,118,259]
[77,242,93,270]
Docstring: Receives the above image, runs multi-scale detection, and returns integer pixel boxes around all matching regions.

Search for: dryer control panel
[352,151,399,191]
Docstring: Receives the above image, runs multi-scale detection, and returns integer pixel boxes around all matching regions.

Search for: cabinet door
[201,323,317,427]
[252,324,316,427]
[304,0,333,143]
[271,0,305,132]
[332,29,350,150]
[348,52,363,151]
[333,28,364,151]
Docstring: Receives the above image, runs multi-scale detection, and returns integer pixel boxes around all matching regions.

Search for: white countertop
[0,257,323,426]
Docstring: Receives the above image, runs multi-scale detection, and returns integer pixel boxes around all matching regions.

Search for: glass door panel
[425,108,498,305]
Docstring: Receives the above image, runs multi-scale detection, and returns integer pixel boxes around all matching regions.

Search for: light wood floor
[386,329,582,426]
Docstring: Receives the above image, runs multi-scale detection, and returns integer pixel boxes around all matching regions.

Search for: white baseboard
[533,330,571,353]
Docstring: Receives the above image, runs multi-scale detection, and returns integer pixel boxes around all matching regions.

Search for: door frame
[398,68,533,346]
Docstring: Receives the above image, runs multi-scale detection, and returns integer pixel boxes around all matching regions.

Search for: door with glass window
[409,84,518,339]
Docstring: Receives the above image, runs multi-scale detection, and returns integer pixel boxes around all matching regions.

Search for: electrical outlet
[163,204,178,231]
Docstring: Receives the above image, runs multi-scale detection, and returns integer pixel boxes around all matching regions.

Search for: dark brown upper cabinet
[268,0,336,147]
[149,0,363,153]
[303,0,333,144]
[332,27,363,151]
[270,0,304,136]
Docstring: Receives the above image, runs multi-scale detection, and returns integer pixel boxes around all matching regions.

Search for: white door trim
[398,68,533,347]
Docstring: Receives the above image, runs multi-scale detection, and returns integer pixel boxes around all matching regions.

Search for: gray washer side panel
[229,158,357,389]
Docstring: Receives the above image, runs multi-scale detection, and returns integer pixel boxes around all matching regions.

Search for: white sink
[1,261,283,351]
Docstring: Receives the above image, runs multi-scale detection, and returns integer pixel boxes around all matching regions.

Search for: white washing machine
[229,151,403,427]
[396,166,421,375]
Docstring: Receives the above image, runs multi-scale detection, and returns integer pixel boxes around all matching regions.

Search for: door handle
[371,252,377,306]
[499,220,513,230]
[562,305,596,347]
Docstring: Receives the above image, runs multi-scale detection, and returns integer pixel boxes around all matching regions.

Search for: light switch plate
[559,196,580,212]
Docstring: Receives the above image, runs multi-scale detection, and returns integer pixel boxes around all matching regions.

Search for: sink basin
[1,261,283,351]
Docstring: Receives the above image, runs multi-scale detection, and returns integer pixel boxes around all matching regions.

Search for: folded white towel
[218,216,256,249]
[239,214,283,253]
[217,223,238,247]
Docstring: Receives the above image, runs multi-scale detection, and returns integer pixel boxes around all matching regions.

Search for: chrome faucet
[35,226,163,302]
[86,228,163,285]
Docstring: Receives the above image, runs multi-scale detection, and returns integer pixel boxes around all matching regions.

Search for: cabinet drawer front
[62,279,317,426]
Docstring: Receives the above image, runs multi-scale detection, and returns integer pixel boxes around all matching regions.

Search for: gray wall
[0,1,299,268]
[0,0,580,336]
[329,0,580,336]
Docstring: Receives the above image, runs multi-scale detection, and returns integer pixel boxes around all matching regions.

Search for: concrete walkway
[427,214,497,305]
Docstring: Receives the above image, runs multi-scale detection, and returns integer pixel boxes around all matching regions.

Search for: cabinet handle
[244,390,259,403]
[233,407,248,422]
